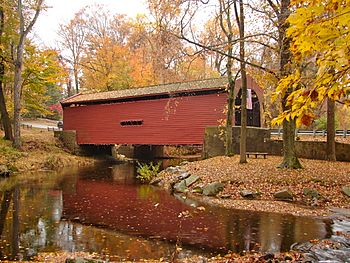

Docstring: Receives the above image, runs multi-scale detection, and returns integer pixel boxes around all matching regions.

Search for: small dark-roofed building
[61,76,264,146]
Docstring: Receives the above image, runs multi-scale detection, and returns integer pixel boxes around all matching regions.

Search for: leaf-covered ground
[1,251,304,263]
[175,155,350,217]
[0,127,97,172]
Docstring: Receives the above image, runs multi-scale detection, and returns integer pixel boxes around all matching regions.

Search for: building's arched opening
[234,89,261,127]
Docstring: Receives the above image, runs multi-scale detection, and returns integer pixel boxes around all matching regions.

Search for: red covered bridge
[61,76,263,146]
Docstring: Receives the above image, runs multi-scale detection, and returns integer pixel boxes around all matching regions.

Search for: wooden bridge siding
[63,93,227,145]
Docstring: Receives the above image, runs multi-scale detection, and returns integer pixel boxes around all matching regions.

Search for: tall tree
[22,45,66,117]
[147,0,184,84]
[215,0,238,156]
[0,2,13,141]
[179,0,242,156]
[273,0,350,162]
[80,9,154,90]
[269,0,302,168]
[279,0,301,168]
[235,0,248,163]
[58,8,87,94]
[13,0,44,149]
[82,37,133,91]
[276,0,350,117]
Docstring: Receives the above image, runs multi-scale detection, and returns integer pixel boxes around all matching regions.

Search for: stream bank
[155,155,350,217]
[0,128,98,175]
[2,128,350,262]
[150,155,350,261]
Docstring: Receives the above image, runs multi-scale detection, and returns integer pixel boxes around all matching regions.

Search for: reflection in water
[0,162,333,261]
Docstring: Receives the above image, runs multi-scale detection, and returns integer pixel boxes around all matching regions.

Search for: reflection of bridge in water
[61,163,332,254]
[0,164,334,260]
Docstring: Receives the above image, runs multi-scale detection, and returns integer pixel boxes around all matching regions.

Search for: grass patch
[0,128,96,172]
[0,138,25,164]
[136,161,161,183]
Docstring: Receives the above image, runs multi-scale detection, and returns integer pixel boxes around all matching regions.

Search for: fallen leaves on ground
[1,251,305,263]
[172,155,350,217]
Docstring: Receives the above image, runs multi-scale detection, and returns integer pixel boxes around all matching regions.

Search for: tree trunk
[225,40,235,156]
[13,38,25,149]
[218,0,235,156]
[67,79,73,97]
[13,0,43,149]
[277,0,302,168]
[0,78,13,141]
[225,69,235,156]
[0,5,13,141]
[238,0,247,164]
[279,118,301,168]
[326,98,336,161]
[73,65,79,94]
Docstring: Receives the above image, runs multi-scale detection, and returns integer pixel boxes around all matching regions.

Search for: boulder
[342,186,350,197]
[164,166,182,174]
[0,165,11,177]
[219,194,232,199]
[303,188,320,199]
[176,171,191,181]
[273,189,293,201]
[184,175,200,187]
[203,182,225,196]
[173,180,188,193]
[240,189,258,199]
[149,177,162,186]
[191,185,203,194]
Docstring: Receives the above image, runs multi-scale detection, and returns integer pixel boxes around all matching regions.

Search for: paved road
[21,120,59,130]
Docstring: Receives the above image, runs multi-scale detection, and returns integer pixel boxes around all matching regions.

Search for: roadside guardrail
[270,129,350,137]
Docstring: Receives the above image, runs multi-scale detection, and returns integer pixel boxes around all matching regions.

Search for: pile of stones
[151,165,225,197]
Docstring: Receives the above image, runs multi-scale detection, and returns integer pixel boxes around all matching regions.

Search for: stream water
[0,160,335,261]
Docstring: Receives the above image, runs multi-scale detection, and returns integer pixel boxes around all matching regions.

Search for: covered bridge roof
[61,77,228,106]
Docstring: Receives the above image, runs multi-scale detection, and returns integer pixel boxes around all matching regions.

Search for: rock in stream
[293,209,350,263]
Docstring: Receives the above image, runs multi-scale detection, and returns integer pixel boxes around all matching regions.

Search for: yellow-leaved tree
[273,0,350,160]
[274,0,350,125]
[22,45,67,117]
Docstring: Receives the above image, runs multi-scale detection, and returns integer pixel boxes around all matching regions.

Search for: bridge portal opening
[234,88,261,127]
[79,144,113,156]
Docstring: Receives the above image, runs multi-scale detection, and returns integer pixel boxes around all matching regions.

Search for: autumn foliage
[57,5,219,93]
[273,0,350,127]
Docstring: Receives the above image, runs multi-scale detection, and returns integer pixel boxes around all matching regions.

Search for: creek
[0,160,339,261]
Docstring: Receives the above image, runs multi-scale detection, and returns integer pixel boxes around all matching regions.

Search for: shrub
[315,116,339,130]
[136,161,161,183]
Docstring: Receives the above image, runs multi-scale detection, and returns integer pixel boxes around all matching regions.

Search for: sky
[34,0,148,47]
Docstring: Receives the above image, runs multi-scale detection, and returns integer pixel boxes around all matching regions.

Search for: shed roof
[61,77,228,105]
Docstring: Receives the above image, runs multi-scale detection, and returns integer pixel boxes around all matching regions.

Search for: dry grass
[0,127,96,172]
